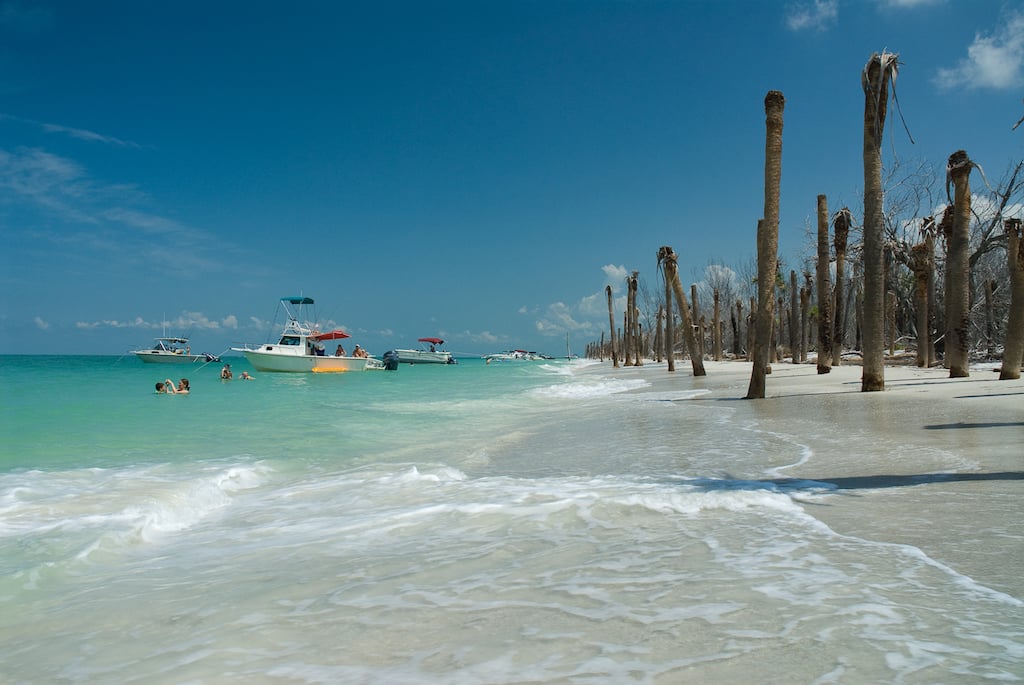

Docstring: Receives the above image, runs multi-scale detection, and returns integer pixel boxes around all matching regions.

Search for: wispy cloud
[1,114,143,148]
[878,0,943,8]
[74,313,239,331]
[40,122,141,148]
[785,0,838,32]
[33,316,49,330]
[934,10,1024,90]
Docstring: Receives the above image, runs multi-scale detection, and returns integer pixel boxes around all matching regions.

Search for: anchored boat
[393,337,455,365]
[132,337,220,364]
[232,297,384,372]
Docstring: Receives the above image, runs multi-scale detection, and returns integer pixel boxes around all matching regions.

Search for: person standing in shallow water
[221,364,233,379]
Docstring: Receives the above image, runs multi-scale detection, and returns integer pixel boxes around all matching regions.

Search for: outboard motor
[382,350,400,371]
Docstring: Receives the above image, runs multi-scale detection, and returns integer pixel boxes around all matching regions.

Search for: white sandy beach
[586,358,1024,600]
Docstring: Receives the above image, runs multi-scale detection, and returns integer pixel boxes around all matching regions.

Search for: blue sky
[2,0,1022,356]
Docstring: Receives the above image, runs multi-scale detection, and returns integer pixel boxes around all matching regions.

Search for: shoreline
[579,358,1024,599]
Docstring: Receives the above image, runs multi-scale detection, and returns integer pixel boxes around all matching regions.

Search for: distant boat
[393,337,455,365]
[484,349,551,363]
[132,337,220,364]
[232,297,384,372]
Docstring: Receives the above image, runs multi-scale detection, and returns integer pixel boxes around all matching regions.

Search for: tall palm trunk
[657,246,705,376]
[816,194,833,373]
[664,268,675,372]
[832,208,851,365]
[910,240,931,367]
[746,90,785,399]
[861,53,897,392]
[1000,218,1024,380]
[605,285,618,368]
[789,270,798,362]
[946,150,973,378]
[713,289,722,361]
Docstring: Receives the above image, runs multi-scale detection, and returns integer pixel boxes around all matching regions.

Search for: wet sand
[586,358,1024,599]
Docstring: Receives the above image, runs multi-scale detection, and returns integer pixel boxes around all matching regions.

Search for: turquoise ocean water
[1,354,1021,683]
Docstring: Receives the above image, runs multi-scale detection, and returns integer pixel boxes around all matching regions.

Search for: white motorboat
[483,349,551,363]
[232,297,384,372]
[133,337,220,364]
[394,337,455,365]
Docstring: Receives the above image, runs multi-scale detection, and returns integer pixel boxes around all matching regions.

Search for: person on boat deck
[176,378,190,394]
[221,363,233,379]
[314,340,326,356]
[335,344,346,357]
[352,345,368,358]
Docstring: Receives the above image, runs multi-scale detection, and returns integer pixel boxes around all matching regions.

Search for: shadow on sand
[686,472,1024,492]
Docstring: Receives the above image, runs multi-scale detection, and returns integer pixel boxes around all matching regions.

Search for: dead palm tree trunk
[816,195,833,373]
[946,150,974,378]
[713,288,722,361]
[606,285,618,368]
[664,269,675,372]
[789,270,798,362]
[658,246,705,376]
[861,52,897,392]
[832,208,851,366]
[910,240,931,367]
[1000,218,1024,380]
[746,90,785,399]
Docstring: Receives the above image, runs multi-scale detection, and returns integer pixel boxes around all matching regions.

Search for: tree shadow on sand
[685,472,1024,492]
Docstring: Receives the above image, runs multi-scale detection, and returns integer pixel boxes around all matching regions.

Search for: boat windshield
[279,335,302,346]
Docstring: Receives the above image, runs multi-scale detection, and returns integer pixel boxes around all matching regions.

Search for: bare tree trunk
[946,150,973,378]
[658,246,705,376]
[746,90,784,397]
[861,52,897,392]
[800,281,809,363]
[816,195,833,373]
[832,208,851,366]
[886,290,897,356]
[606,285,618,368]
[664,272,675,372]
[734,300,743,356]
[691,284,703,360]
[1001,218,1024,379]
[713,289,722,361]
[910,240,931,368]
[925,232,937,365]
[748,296,756,360]
[985,279,996,358]
[788,270,798,362]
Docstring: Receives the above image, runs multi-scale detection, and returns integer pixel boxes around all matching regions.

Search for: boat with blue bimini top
[393,337,455,365]
[232,297,384,372]
[132,337,220,364]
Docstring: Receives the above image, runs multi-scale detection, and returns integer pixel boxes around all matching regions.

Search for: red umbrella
[311,329,351,341]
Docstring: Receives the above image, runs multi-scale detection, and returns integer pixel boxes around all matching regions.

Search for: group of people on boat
[155,378,190,394]
[331,344,369,358]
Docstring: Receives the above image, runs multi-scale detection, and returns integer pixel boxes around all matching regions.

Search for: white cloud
[41,122,140,148]
[785,0,838,32]
[33,316,49,330]
[602,264,629,290]
[879,0,943,8]
[934,11,1024,90]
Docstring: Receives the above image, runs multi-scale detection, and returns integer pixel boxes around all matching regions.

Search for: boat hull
[236,346,370,372]
[134,351,207,364]
[394,349,453,365]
